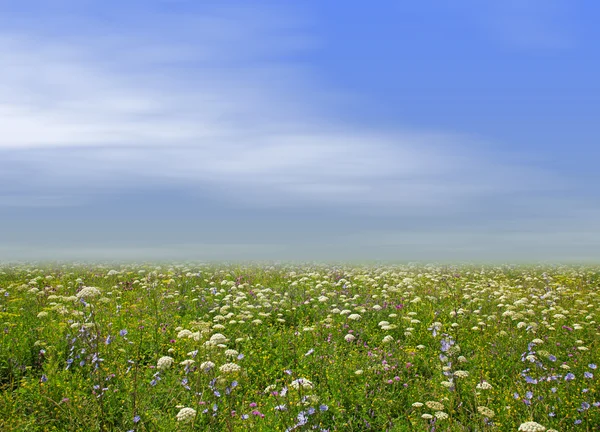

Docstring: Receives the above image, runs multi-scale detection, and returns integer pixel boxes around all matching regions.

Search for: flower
[200,361,215,372]
[290,378,313,390]
[518,421,546,432]
[476,381,493,390]
[176,407,196,423]
[157,356,174,370]
[477,406,495,418]
[224,349,239,358]
[425,401,444,411]
[219,363,241,374]
[76,286,102,299]
[382,335,394,344]
[453,370,469,378]
[435,411,448,420]
[209,333,229,345]
[344,334,356,342]
[348,314,361,321]
[412,402,423,408]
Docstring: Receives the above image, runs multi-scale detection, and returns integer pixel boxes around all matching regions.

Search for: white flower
[219,363,241,373]
[37,311,48,318]
[435,411,448,420]
[348,314,361,321]
[177,329,193,339]
[224,349,239,358]
[421,414,433,419]
[200,361,215,372]
[176,407,196,423]
[453,370,469,378]
[425,401,444,411]
[290,378,313,390]
[157,356,174,370]
[477,406,495,418]
[476,381,493,390]
[382,335,394,344]
[209,333,229,345]
[354,370,363,375]
[76,286,101,299]
[344,334,356,342]
[412,402,423,408]
[518,421,546,432]
[180,359,195,367]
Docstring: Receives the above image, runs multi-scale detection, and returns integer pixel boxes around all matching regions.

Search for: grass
[0,262,598,431]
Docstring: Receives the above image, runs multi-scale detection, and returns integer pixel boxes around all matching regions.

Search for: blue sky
[0,0,599,262]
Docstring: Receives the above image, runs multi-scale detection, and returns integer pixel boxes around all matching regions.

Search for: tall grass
[0,263,598,431]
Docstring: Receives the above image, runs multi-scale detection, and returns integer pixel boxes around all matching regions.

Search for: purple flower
[525,391,533,400]
[40,374,48,383]
[565,373,575,381]
[589,364,597,370]
[574,419,582,425]
[237,353,245,360]
[584,372,593,379]
[133,415,141,423]
[319,404,328,411]
[119,329,128,337]
[275,404,287,411]
[548,355,557,362]
[551,387,557,393]
[581,402,590,410]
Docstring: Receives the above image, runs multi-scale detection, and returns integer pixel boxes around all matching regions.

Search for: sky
[1,0,599,263]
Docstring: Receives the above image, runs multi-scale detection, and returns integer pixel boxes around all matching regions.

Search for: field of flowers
[0,263,598,431]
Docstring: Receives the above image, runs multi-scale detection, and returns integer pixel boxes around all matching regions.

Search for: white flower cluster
[219,362,241,373]
[176,407,196,423]
[200,361,215,372]
[476,381,493,390]
[290,378,313,390]
[425,401,444,411]
[477,406,495,418]
[344,334,356,342]
[518,421,546,432]
[76,286,101,299]
[157,356,174,370]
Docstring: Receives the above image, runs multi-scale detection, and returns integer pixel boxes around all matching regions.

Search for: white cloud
[0,4,556,212]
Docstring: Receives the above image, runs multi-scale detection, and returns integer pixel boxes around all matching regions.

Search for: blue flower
[584,372,593,379]
[589,364,597,370]
[525,391,533,400]
[119,329,128,337]
[133,415,141,423]
[319,404,329,411]
[548,355,556,362]
[565,373,575,381]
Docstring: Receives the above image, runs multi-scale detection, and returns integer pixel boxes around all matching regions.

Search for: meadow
[0,263,598,431]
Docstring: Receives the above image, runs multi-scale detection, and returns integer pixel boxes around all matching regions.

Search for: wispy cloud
[0,4,557,213]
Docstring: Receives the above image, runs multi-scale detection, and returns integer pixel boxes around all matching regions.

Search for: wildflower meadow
[0,263,598,431]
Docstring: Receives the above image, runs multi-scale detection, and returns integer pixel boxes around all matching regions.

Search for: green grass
[0,262,598,431]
